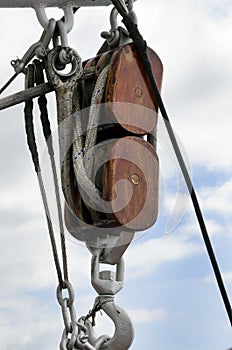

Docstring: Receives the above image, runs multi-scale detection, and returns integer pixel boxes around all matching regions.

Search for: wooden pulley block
[81,43,163,137]
[104,43,163,135]
[65,43,162,238]
[101,136,159,230]
[65,136,159,232]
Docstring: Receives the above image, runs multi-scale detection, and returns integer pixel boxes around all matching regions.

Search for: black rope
[24,64,64,287]
[85,297,114,326]
[0,73,18,96]
[33,59,69,283]
[85,302,101,326]
[24,65,40,173]
[111,1,232,326]
[33,60,53,154]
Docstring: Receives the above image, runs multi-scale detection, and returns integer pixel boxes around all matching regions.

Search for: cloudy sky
[0,0,232,349]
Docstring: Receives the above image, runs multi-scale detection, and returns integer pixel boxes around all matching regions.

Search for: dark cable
[111,1,232,326]
[0,73,18,96]
[33,59,69,282]
[33,60,53,154]
[24,65,40,173]
[24,64,64,287]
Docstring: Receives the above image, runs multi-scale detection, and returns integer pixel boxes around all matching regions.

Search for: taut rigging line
[111,0,232,326]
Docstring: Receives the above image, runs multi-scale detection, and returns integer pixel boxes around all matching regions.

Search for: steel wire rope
[111,0,232,326]
[33,59,69,283]
[24,63,64,287]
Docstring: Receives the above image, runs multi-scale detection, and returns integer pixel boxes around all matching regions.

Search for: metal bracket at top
[0,0,112,8]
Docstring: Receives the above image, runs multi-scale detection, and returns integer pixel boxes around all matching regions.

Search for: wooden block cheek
[105,44,163,135]
[102,136,159,230]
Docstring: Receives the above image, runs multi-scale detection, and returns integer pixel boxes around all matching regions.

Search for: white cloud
[125,235,202,280]
[0,210,91,295]
[162,191,190,232]
[0,294,62,350]
[135,0,232,172]
[203,271,232,284]
[199,179,232,217]
[203,219,224,236]
[168,218,224,239]
[127,307,167,324]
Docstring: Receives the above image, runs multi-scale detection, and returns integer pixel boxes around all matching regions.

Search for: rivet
[131,173,140,185]
[134,87,143,98]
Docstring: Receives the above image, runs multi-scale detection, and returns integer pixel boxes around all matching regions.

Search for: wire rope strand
[37,171,64,286]
[24,64,64,287]
[33,59,69,283]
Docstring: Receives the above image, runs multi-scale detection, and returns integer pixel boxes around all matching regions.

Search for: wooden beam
[0,83,54,111]
[0,0,111,7]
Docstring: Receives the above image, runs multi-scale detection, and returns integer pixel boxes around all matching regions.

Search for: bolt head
[99,270,115,281]
[131,173,140,185]
[134,87,143,98]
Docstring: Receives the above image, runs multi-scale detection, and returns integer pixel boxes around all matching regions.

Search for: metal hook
[84,297,134,350]
[89,250,134,350]
[98,297,134,350]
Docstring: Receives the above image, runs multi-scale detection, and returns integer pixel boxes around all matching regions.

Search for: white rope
[63,64,110,213]
[84,65,110,175]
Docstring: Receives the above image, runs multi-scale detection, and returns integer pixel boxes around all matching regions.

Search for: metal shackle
[33,3,74,33]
